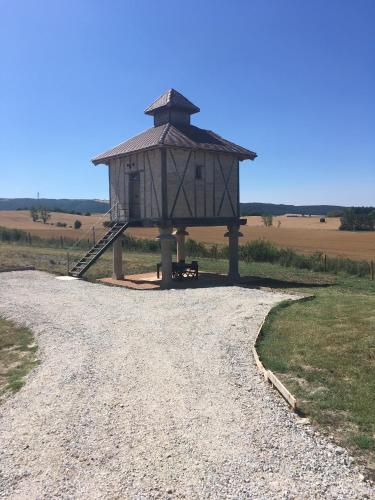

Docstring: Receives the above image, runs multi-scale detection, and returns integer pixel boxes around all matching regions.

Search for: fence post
[324,253,327,272]
[60,235,64,248]
[67,251,70,275]
[371,260,374,281]
[92,227,96,246]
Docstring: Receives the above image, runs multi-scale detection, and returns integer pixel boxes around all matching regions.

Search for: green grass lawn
[0,241,374,472]
[257,275,375,474]
[0,316,38,400]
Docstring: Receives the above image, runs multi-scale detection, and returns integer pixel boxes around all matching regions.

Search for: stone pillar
[224,224,243,281]
[174,226,189,263]
[112,236,124,280]
[157,226,175,288]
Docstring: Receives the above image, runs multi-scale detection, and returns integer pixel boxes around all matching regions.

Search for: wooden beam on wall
[161,148,168,221]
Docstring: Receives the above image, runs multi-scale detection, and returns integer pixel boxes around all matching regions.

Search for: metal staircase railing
[69,221,129,277]
[66,202,127,274]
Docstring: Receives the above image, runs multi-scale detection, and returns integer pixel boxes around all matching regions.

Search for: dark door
[129,172,141,219]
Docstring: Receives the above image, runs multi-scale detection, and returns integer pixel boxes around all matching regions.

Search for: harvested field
[1,211,375,262]
[184,224,375,262]
[0,210,108,240]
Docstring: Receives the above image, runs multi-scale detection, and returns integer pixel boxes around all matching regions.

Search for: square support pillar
[112,236,124,280]
[224,224,243,282]
[173,226,189,263]
[157,226,175,288]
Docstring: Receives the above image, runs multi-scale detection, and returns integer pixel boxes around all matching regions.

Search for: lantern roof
[144,89,200,116]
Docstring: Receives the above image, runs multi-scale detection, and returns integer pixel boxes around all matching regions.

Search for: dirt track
[0,271,372,498]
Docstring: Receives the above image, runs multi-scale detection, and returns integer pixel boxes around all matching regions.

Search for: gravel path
[0,271,372,499]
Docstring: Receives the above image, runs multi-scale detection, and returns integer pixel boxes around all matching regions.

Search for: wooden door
[129,172,141,219]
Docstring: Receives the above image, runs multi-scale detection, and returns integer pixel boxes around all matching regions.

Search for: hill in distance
[0,198,350,216]
[240,203,347,216]
[0,198,110,213]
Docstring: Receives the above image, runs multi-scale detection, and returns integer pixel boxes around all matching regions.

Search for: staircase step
[69,222,128,277]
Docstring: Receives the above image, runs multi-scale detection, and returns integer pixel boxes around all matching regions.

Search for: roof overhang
[92,145,256,166]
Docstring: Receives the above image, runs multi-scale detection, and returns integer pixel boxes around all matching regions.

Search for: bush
[40,208,51,224]
[261,214,273,227]
[56,222,67,228]
[185,238,209,257]
[74,220,82,230]
[30,207,39,222]
[0,225,372,280]
[209,244,219,259]
[239,239,280,263]
[122,234,160,253]
[0,227,27,243]
[237,239,370,278]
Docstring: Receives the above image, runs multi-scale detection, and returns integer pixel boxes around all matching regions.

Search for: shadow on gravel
[165,273,333,291]
[96,272,333,292]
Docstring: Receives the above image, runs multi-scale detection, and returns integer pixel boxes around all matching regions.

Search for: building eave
[92,144,256,166]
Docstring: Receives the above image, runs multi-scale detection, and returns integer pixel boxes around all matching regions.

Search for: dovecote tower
[91,89,257,287]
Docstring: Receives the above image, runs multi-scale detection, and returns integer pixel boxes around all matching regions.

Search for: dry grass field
[1,211,375,261]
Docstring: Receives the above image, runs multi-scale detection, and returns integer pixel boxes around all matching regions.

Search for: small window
[195,165,203,180]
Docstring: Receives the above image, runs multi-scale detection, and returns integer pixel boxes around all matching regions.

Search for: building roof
[144,88,200,115]
[92,122,257,164]
[92,89,257,164]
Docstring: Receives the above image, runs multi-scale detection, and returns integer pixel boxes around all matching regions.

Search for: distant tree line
[25,207,91,216]
[339,207,375,231]
[0,198,108,212]
[49,207,91,216]
[240,203,348,216]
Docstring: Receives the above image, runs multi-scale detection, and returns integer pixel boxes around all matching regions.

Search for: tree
[30,207,39,222]
[39,208,51,224]
[261,214,273,227]
[74,219,82,230]
[340,207,375,231]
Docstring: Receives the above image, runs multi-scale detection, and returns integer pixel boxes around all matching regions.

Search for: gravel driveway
[0,271,372,499]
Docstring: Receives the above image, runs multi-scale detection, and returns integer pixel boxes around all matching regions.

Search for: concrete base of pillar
[112,236,124,280]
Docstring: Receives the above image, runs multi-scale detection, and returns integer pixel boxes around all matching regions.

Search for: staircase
[69,222,128,278]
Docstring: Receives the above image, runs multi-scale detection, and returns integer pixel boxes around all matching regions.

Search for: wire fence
[0,226,374,281]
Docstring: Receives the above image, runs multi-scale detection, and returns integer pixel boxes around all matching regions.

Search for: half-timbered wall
[108,149,162,220]
[109,147,239,222]
[165,148,239,219]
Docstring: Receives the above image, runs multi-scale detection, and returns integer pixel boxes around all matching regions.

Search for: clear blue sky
[0,0,374,205]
